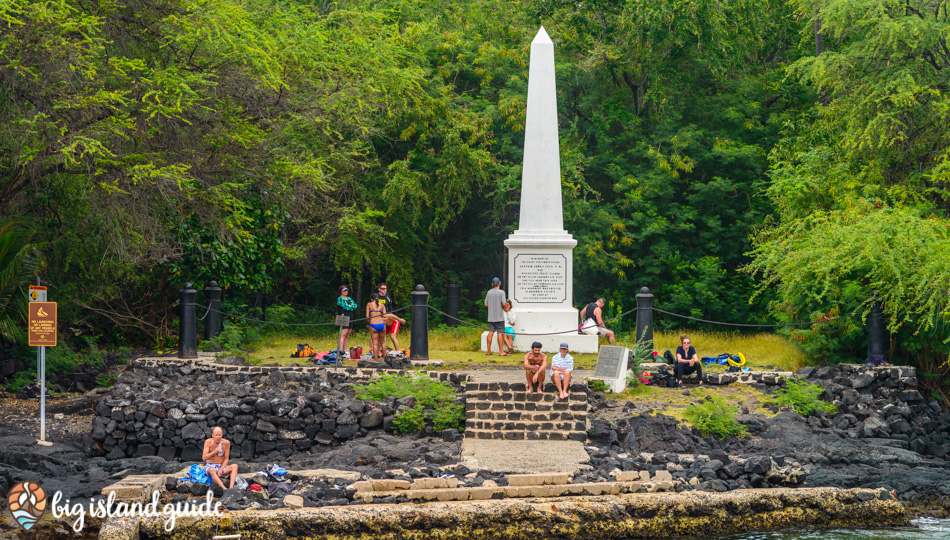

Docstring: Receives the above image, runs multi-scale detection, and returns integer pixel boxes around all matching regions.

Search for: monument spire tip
[533,27,552,44]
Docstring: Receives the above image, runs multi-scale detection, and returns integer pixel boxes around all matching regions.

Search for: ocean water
[684,518,950,539]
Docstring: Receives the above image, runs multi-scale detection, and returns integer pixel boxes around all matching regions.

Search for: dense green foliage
[1,0,948,394]
[355,374,464,434]
[770,378,837,416]
[0,0,808,343]
[0,220,39,343]
[684,396,748,439]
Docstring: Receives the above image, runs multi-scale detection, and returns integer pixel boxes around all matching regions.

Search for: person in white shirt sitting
[551,342,574,400]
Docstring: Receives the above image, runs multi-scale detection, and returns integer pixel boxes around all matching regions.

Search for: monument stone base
[480,332,600,354]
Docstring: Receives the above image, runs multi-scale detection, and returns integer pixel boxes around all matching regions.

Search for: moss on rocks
[131,487,907,539]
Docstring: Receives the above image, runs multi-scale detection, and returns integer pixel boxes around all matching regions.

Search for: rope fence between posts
[192,300,860,336]
[196,304,411,327]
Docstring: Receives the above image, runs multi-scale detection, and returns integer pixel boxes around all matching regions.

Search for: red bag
[349,346,362,360]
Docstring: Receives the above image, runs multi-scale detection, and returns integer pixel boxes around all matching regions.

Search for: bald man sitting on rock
[203,426,238,491]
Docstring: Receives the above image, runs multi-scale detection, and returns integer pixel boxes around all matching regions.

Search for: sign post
[28,283,55,446]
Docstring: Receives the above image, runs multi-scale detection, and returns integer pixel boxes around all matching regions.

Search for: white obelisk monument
[480,27,598,353]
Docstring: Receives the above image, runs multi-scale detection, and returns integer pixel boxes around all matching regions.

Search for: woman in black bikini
[366,293,386,359]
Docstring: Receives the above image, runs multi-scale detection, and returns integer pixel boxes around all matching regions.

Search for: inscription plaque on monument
[592,345,629,393]
[513,254,567,303]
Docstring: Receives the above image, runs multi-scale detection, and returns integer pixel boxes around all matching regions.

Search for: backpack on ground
[663,349,676,365]
[292,344,315,358]
[651,367,678,388]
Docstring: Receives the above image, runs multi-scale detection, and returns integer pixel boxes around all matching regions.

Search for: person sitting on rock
[202,426,238,491]
[523,341,547,393]
[551,342,574,400]
[675,334,703,386]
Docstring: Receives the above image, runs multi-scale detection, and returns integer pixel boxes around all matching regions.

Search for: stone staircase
[464,380,588,442]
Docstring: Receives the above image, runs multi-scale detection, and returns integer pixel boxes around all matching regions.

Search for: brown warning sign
[28,302,57,347]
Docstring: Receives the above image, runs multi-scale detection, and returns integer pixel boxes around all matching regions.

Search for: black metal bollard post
[446,280,461,327]
[635,287,654,352]
[204,281,222,340]
[867,295,886,362]
[179,283,198,359]
[253,293,266,321]
[410,284,429,360]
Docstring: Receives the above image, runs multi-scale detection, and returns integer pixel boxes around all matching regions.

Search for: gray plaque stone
[592,346,629,393]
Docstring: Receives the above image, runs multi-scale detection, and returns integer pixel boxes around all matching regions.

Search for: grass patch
[647,330,807,372]
[606,383,777,426]
[214,324,809,372]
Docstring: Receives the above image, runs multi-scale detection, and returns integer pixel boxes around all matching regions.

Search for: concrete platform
[460,439,592,474]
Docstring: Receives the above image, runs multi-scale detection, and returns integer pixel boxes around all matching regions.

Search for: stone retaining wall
[89,357,466,461]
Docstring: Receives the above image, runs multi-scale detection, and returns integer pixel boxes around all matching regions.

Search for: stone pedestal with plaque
[479,27,599,354]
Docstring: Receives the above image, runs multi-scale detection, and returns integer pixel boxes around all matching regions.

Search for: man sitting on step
[550,342,574,400]
[523,341,547,393]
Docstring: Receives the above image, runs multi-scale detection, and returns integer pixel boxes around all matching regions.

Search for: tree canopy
[1,0,947,367]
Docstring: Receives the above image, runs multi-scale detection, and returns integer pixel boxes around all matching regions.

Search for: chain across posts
[410,284,429,360]
[445,280,461,328]
[179,283,198,359]
[867,293,886,362]
[204,280,222,340]
[636,287,654,351]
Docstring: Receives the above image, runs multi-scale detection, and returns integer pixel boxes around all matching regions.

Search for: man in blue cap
[551,342,574,400]
[484,277,507,355]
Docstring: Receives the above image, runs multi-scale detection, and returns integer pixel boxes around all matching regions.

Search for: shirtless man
[523,341,548,393]
[202,426,238,491]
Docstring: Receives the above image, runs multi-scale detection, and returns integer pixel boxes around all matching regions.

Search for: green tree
[0,220,40,343]
[748,0,950,365]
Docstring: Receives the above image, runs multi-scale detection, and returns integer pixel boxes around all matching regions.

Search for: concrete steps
[352,472,675,503]
[464,381,588,441]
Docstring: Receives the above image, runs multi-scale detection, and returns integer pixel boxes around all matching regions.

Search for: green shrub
[356,374,462,434]
[588,379,609,393]
[684,396,748,439]
[5,372,35,393]
[770,378,838,416]
[200,324,244,353]
[393,407,425,433]
[96,374,117,388]
[432,402,466,433]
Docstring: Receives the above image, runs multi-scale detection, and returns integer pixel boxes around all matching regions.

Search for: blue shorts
[505,326,515,338]
[205,463,230,477]
[369,323,385,332]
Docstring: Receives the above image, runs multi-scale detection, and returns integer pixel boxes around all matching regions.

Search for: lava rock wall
[87,360,464,461]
